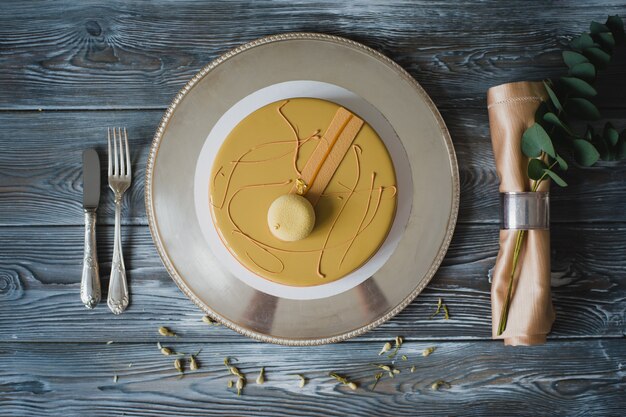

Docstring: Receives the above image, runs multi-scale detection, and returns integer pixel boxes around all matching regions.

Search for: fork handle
[108,198,129,314]
[81,209,101,309]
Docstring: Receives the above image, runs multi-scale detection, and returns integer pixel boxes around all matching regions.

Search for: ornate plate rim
[145,32,460,345]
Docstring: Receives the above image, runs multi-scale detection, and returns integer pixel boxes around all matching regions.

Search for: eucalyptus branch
[496,15,625,336]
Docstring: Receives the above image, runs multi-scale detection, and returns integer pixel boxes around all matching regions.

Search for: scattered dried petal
[423,347,436,357]
[256,367,265,385]
[106,341,114,345]
[348,382,358,390]
[201,315,214,325]
[297,374,306,388]
[431,380,451,391]
[160,347,173,356]
[378,342,392,355]
[410,365,416,373]
[158,326,176,337]
[227,380,233,388]
[443,304,450,320]
[113,374,118,383]
[392,368,400,375]
[401,355,408,361]
[128,363,132,368]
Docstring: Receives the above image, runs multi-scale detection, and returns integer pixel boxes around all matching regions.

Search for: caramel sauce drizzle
[210,100,396,280]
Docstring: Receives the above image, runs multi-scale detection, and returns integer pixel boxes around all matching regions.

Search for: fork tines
[107,127,131,178]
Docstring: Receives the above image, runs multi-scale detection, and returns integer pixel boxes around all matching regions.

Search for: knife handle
[81,209,101,308]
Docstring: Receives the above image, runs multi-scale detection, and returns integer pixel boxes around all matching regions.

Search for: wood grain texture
[0,109,624,226]
[0,224,623,343]
[1,340,624,417]
[0,0,625,110]
[2,2,626,416]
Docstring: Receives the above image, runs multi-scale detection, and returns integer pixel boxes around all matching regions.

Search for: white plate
[194,80,413,300]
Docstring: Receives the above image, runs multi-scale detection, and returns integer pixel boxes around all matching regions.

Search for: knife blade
[81,149,101,308]
[83,149,100,210]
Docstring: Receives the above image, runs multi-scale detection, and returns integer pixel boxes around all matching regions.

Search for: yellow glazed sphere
[267,194,315,241]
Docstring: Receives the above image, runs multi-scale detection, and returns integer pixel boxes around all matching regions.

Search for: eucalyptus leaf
[566,98,601,120]
[543,81,563,112]
[562,50,589,68]
[560,76,597,97]
[543,112,574,136]
[590,21,611,34]
[521,123,555,158]
[603,122,619,146]
[568,62,596,81]
[583,47,611,69]
[596,32,616,49]
[543,169,568,187]
[592,133,610,160]
[572,139,600,166]
[606,15,625,42]
[528,158,548,180]
[569,33,595,51]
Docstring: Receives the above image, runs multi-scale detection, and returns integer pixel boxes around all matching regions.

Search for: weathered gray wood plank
[0,0,625,110]
[1,224,623,343]
[1,339,624,417]
[0,109,624,226]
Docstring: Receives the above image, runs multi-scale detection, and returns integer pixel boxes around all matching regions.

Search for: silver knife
[81,149,101,308]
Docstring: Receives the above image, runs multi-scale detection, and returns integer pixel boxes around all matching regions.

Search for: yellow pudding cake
[209,98,397,286]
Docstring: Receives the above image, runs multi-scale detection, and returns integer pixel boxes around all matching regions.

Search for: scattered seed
[236,377,245,395]
[329,372,349,385]
[392,368,400,375]
[297,374,306,388]
[431,380,451,391]
[348,382,358,390]
[158,326,176,337]
[256,367,265,385]
[388,336,404,358]
[410,365,416,373]
[378,342,392,355]
[128,363,132,368]
[422,347,436,357]
[190,355,198,371]
[430,298,443,319]
[106,341,114,345]
[160,347,173,356]
[201,315,214,325]
[113,374,118,383]
[227,380,233,388]
[401,355,408,361]
[174,358,184,373]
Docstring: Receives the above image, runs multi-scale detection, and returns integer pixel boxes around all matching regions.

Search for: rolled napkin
[487,81,555,346]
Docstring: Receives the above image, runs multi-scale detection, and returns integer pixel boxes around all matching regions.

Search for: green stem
[496,158,557,336]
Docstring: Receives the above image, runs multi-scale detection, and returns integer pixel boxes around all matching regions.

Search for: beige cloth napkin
[487,81,555,346]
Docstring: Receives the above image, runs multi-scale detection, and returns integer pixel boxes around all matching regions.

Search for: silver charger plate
[146,33,459,345]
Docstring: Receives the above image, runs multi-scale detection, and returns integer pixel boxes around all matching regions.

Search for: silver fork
[107,127,131,314]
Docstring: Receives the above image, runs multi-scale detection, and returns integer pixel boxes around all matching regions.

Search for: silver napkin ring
[500,192,549,230]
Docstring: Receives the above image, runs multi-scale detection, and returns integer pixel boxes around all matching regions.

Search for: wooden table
[1,1,624,416]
